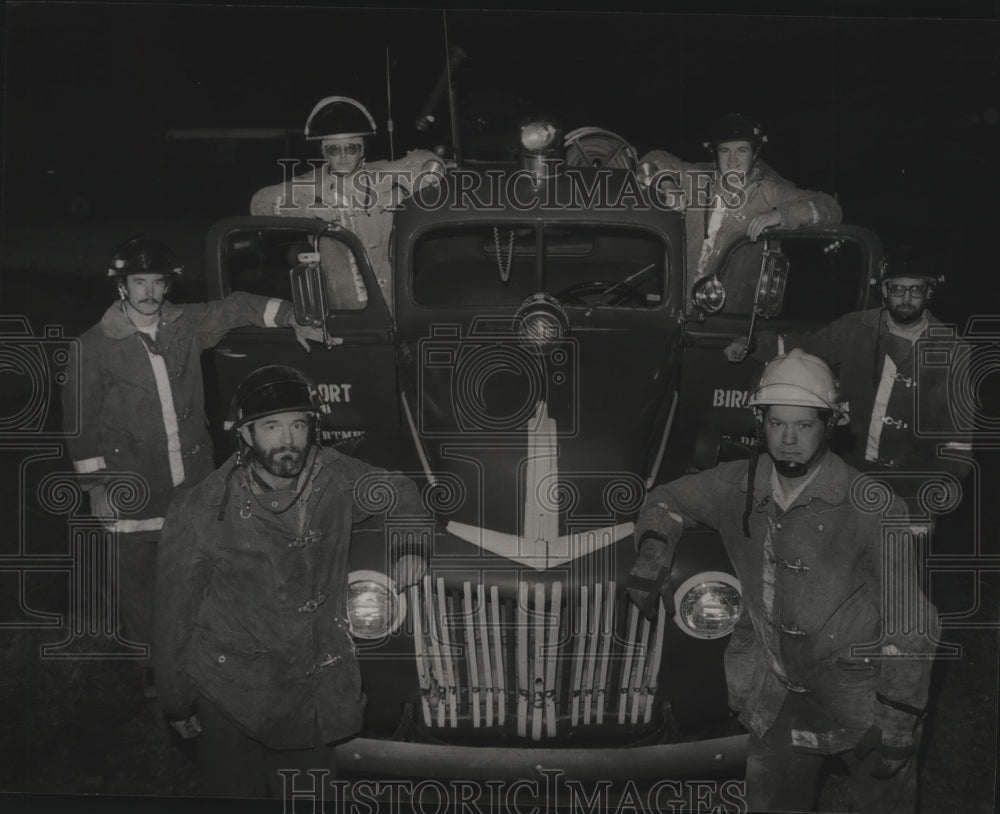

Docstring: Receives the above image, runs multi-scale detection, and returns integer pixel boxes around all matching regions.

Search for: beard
[257,443,308,478]
[888,302,924,325]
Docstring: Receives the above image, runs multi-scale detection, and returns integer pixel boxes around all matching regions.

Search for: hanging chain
[493,226,515,284]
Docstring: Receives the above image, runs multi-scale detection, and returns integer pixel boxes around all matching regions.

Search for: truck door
[204,216,398,460]
[677,228,882,471]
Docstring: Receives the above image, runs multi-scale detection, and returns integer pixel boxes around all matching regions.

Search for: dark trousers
[197,693,337,800]
[115,530,159,667]
[744,701,919,813]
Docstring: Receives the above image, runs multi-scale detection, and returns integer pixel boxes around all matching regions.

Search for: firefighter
[250,96,438,312]
[61,236,323,693]
[154,365,429,798]
[724,246,974,516]
[639,114,842,307]
[628,349,939,813]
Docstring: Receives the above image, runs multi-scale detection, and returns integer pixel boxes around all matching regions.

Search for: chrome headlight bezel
[673,571,742,640]
[347,569,407,640]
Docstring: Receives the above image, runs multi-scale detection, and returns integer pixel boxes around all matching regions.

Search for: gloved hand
[168,713,203,740]
[626,534,677,621]
[723,336,751,363]
[87,483,113,518]
[854,724,914,778]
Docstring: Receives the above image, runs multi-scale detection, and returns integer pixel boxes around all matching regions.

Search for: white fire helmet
[748,349,849,425]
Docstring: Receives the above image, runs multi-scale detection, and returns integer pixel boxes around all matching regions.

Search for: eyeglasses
[884,282,929,297]
[323,143,363,158]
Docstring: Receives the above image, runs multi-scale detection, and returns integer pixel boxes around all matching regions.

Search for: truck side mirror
[290,251,330,339]
[740,242,790,355]
[753,244,789,319]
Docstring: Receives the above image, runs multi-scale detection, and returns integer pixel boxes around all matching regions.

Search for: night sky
[2,3,998,281]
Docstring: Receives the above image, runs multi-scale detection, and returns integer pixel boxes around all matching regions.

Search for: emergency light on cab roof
[520,118,564,180]
[420,157,448,185]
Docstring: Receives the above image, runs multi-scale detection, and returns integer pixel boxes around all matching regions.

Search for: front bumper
[334,733,748,781]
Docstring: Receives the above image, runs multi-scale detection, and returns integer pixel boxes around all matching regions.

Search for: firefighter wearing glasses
[250,96,437,312]
[628,350,939,813]
[155,365,428,798]
[725,247,974,514]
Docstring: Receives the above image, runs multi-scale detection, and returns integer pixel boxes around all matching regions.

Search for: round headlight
[520,119,561,153]
[673,571,741,639]
[348,570,407,640]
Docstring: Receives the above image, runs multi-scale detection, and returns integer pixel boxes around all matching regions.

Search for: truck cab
[201,128,881,790]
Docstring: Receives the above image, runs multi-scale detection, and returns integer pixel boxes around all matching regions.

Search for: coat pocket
[810,657,878,731]
[189,631,272,734]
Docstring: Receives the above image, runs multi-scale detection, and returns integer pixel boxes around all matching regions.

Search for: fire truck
[201,123,881,791]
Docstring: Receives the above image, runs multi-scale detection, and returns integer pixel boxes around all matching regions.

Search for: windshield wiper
[593,262,657,306]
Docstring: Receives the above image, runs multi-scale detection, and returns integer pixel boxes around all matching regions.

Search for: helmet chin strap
[773,459,809,478]
[770,444,829,479]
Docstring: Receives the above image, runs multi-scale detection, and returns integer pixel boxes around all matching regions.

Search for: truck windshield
[413,224,667,308]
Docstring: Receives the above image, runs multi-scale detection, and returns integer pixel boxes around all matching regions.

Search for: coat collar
[99,300,184,340]
[743,451,853,512]
[858,306,940,331]
[208,447,341,503]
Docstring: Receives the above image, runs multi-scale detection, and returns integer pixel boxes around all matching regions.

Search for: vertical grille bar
[595,579,615,723]
[408,583,433,727]
[643,598,666,724]
[447,593,463,724]
[435,577,459,728]
[476,583,495,727]
[462,581,481,728]
[516,581,529,738]
[618,603,640,724]
[490,585,506,726]
[569,584,588,726]
[582,582,602,724]
[629,616,652,724]
[422,574,447,728]
[531,582,545,741]
[544,580,562,738]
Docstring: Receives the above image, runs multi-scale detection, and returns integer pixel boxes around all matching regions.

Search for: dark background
[3,3,998,269]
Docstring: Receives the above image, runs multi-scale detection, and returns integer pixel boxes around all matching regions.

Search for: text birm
[713,389,752,409]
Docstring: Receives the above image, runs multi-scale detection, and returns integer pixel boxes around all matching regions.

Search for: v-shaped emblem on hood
[446,401,634,570]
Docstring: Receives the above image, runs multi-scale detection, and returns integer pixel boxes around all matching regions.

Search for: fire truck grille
[407,575,667,740]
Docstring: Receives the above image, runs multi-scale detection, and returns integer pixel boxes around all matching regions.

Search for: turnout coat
[638,150,842,302]
[635,452,939,753]
[62,294,293,530]
[155,447,424,749]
